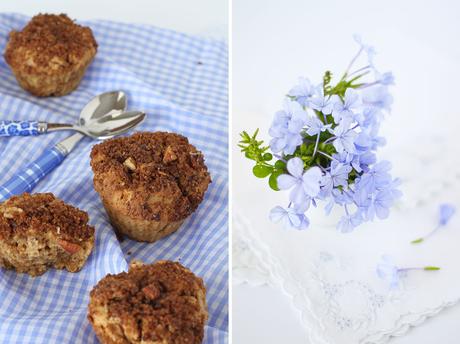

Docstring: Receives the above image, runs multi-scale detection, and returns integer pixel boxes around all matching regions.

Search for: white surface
[0,0,228,39]
[234,284,460,344]
[232,0,460,343]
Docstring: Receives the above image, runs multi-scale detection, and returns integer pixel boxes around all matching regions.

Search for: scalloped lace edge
[234,212,460,344]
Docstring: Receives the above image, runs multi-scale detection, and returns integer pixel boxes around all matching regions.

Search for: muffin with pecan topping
[0,193,95,276]
[88,260,208,344]
[4,13,97,97]
[90,132,211,243]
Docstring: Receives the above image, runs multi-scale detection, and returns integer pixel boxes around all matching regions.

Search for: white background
[233,0,460,343]
[0,0,228,40]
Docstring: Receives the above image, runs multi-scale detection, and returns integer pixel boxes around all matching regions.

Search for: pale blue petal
[439,204,456,226]
[269,206,287,223]
[277,174,297,190]
[286,157,304,178]
[302,166,322,197]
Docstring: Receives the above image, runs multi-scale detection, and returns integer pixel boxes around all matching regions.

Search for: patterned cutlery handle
[0,147,67,202]
[0,120,44,136]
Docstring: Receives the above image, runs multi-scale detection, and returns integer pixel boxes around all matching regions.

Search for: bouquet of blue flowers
[239,36,401,232]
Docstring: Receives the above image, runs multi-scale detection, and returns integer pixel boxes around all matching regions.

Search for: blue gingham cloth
[0,13,228,343]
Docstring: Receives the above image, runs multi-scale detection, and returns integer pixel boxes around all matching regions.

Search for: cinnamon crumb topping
[89,261,207,343]
[4,13,97,74]
[0,193,94,242]
[90,132,211,221]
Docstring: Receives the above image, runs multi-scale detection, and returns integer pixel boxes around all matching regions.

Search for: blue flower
[368,189,398,220]
[337,212,362,233]
[353,34,376,66]
[331,188,354,205]
[277,158,323,211]
[356,160,393,194]
[332,88,362,122]
[277,158,311,209]
[359,106,382,131]
[354,131,372,152]
[321,161,352,196]
[351,151,376,173]
[305,116,331,136]
[439,204,456,226]
[269,100,308,154]
[302,166,323,198]
[376,255,401,289]
[376,71,395,85]
[288,77,317,107]
[361,85,393,112]
[411,203,455,243]
[310,87,337,115]
[332,119,357,153]
[269,206,310,230]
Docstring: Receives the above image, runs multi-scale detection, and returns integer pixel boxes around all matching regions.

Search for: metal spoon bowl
[0,91,146,201]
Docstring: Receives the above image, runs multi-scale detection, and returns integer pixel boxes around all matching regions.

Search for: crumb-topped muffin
[90,132,211,243]
[88,260,208,344]
[0,193,95,276]
[4,13,97,97]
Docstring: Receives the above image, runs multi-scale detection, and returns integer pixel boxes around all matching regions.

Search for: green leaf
[263,153,273,161]
[269,171,282,191]
[253,165,272,178]
[274,160,286,170]
[424,266,441,271]
[300,143,308,155]
[411,238,424,244]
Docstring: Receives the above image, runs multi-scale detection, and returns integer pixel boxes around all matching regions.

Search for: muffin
[88,260,208,344]
[90,132,211,243]
[0,193,95,276]
[4,13,97,97]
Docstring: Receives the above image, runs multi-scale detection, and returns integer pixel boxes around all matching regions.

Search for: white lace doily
[233,185,460,344]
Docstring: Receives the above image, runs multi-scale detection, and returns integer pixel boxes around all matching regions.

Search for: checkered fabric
[0,13,228,343]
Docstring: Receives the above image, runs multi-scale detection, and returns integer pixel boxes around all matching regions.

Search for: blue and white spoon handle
[0,120,73,137]
[0,133,83,202]
[0,120,44,136]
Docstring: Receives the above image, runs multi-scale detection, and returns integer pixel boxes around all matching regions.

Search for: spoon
[0,91,128,138]
[0,91,145,201]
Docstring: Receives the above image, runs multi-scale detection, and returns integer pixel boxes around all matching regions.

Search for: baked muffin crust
[5,14,97,74]
[4,14,97,96]
[90,132,211,223]
[88,260,208,344]
[0,193,95,276]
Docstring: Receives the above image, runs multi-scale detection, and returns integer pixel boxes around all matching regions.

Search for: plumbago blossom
[376,256,440,289]
[239,36,402,232]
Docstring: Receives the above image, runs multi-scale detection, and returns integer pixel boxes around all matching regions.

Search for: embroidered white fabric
[233,185,460,343]
[232,121,460,343]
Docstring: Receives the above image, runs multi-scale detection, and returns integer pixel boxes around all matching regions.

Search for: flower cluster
[239,36,401,232]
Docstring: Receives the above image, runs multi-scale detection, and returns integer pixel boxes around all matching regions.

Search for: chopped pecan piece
[142,283,161,300]
[57,239,81,254]
[123,157,137,171]
[163,145,177,163]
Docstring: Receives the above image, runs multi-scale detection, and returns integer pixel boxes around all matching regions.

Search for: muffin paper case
[0,13,228,344]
